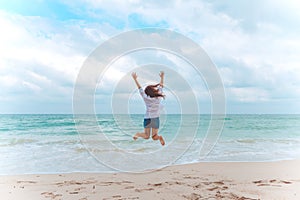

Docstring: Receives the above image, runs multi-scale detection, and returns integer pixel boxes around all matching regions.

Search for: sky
[0,0,300,114]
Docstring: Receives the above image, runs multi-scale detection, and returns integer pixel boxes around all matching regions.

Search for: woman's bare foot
[159,136,165,146]
[133,134,138,140]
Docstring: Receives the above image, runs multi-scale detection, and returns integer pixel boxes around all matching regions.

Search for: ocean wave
[219,138,300,145]
[236,139,257,144]
[0,138,38,147]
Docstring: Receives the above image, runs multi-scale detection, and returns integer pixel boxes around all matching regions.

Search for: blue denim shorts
[143,117,160,129]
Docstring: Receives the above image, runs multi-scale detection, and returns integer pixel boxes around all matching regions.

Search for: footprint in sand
[253,179,292,187]
[280,180,292,184]
[202,180,228,192]
[74,186,86,191]
[41,192,62,199]
[98,180,132,186]
[183,175,200,180]
[166,181,185,186]
[69,191,79,194]
[124,186,135,189]
[225,192,259,200]
[258,183,272,186]
[147,182,163,187]
[134,188,154,192]
[55,180,97,187]
[213,181,225,185]
[17,180,37,184]
[182,193,202,199]
[193,183,201,188]
[207,186,219,191]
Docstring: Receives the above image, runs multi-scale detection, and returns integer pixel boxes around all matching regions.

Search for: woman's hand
[159,71,164,87]
[159,71,164,78]
[132,72,141,89]
[132,72,138,80]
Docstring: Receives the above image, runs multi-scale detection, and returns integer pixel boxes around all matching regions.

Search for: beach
[1,160,299,200]
[1,114,300,199]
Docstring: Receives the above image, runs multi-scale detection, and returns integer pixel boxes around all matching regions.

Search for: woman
[131,71,165,146]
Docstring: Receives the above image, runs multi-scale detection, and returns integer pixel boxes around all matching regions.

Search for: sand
[1,160,300,200]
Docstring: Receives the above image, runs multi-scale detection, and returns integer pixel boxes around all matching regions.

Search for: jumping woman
[131,71,165,146]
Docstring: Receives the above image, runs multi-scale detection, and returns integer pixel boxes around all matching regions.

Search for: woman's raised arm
[132,72,142,89]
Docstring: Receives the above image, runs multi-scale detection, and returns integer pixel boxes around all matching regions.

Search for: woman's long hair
[145,83,165,98]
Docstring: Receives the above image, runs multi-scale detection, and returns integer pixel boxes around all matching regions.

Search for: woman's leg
[151,128,165,146]
[133,128,150,140]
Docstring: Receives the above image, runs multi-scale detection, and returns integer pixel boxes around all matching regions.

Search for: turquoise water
[0,114,300,174]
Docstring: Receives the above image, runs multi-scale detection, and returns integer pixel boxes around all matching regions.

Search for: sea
[0,114,300,175]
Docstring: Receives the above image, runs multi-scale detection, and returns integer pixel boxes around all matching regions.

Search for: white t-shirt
[139,86,163,119]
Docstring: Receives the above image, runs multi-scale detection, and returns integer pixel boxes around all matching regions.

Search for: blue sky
[0,0,300,114]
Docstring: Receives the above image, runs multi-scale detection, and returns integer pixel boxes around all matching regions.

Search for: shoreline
[1,160,299,200]
[1,158,298,176]
[0,158,300,178]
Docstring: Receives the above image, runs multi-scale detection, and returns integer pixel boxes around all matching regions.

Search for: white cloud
[228,87,269,102]
[1,0,300,113]
[22,81,42,92]
[0,75,19,88]
[72,0,300,97]
[0,10,119,99]
[28,71,52,85]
